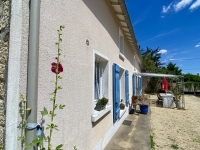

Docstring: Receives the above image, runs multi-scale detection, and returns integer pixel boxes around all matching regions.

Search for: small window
[119,28,124,55]
[94,52,109,105]
[92,50,110,122]
[120,68,125,103]
[119,67,126,116]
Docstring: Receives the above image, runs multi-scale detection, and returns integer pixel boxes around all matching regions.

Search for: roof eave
[110,0,142,65]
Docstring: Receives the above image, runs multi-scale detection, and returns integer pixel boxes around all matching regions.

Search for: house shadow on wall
[82,0,135,66]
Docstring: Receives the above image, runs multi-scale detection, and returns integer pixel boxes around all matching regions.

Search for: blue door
[132,74,135,96]
[113,64,120,122]
[125,70,129,106]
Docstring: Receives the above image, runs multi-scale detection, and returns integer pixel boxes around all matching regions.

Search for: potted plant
[173,85,182,109]
[131,94,138,105]
[138,93,149,114]
[95,97,109,111]
[120,99,125,110]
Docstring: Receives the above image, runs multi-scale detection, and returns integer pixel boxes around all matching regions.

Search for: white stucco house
[5,0,142,149]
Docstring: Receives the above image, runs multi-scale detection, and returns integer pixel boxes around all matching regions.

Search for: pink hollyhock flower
[51,62,63,74]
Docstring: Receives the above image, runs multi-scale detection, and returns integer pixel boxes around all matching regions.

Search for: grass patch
[150,135,155,149]
[171,144,179,149]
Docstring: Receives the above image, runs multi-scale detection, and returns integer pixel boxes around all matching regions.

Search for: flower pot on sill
[120,103,125,110]
[95,104,105,111]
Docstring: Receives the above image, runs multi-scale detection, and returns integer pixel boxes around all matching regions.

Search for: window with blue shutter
[132,74,135,96]
[139,77,141,95]
[125,70,129,107]
[136,76,138,96]
[140,76,143,94]
[113,63,120,122]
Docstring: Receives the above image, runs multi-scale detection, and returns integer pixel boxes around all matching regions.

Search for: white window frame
[118,64,127,117]
[119,28,125,59]
[92,49,111,122]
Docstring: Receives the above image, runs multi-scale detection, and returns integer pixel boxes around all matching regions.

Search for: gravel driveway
[150,94,200,150]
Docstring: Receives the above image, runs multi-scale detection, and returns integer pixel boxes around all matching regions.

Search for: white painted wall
[37,0,141,149]
[6,0,141,149]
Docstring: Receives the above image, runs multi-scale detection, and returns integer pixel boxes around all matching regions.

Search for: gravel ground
[150,94,200,150]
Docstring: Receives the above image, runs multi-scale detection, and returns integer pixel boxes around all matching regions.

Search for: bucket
[139,104,149,114]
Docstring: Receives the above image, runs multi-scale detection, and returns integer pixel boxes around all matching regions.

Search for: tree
[166,62,182,75]
[140,47,164,72]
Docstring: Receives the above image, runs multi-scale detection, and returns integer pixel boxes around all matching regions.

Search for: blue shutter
[132,74,135,96]
[125,70,129,107]
[138,77,141,95]
[113,64,120,122]
[136,76,138,96]
[141,77,143,94]
[139,77,141,95]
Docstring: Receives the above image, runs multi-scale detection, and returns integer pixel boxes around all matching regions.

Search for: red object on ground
[162,77,168,91]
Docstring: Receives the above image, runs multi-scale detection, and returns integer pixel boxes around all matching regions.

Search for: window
[94,55,109,102]
[119,28,124,56]
[92,50,111,122]
[119,67,125,103]
[119,67,126,116]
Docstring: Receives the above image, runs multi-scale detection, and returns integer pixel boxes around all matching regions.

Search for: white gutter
[5,0,23,149]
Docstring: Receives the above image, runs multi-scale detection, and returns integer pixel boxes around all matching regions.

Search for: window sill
[92,105,112,122]
[120,107,127,118]
[119,53,125,60]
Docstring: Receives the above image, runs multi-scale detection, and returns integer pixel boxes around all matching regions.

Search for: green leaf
[40,110,48,116]
[56,144,63,150]
[54,125,59,131]
[27,143,33,148]
[50,97,55,101]
[37,135,43,141]
[57,85,62,89]
[38,140,43,147]
[58,76,62,79]
[59,104,65,109]
[32,139,40,144]
[17,136,23,141]
[74,146,77,150]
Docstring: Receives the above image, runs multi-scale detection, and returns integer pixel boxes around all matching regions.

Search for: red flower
[51,62,63,74]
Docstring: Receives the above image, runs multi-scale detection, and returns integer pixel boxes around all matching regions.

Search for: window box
[91,105,112,122]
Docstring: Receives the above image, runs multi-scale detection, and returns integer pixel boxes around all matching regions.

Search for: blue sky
[125,0,200,75]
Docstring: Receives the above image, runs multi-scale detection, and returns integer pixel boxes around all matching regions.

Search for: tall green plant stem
[23,100,27,149]
[48,29,61,150]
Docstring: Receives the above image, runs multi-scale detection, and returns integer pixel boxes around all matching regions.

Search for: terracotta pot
[120,103,125,110]
[132,96,138,105]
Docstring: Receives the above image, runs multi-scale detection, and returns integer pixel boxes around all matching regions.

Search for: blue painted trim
[113,63,120,122]
[125,70,129,107]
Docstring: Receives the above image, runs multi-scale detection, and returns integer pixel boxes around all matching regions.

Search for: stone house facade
[0,0,10,149]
